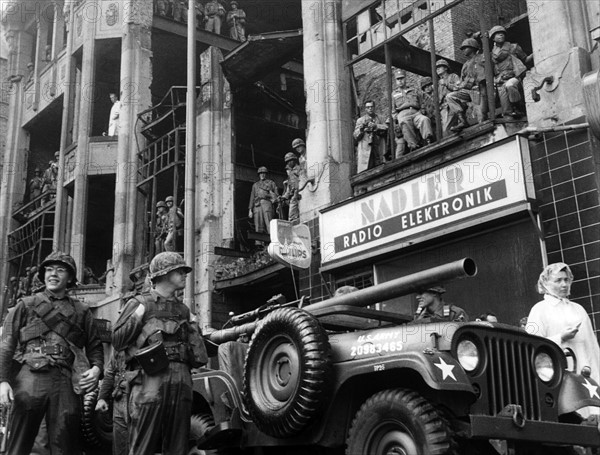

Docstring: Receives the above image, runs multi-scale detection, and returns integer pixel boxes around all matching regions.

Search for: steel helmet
[291,138,305,149]
[148,252,192,281]
[421,77,433,89]
[38,251,78,288]
[418,285,446,295]
[156,201,167,208]
[284,152,297,163]
[165,195,174,203]
[489,25,507,40]
[460,37,480,50]
[257,166,268,174]
[436,59,449,68]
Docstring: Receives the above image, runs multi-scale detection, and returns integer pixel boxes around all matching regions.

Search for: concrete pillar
[70,12,96,280]
[111,0,153,295]
[196,47,233,330]
[525,0,593,125]
[300,0,353,218]
[0,29,35,289]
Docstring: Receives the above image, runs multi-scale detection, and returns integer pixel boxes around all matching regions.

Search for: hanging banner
[267,220,312,270]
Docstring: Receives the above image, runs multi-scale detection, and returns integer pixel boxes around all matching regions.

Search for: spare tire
[81,388,113,451]
[243,307,332,438]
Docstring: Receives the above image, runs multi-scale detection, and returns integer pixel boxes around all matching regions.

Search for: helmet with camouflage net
[156,200,167,208]
[421,77,433,89]
[148,252,192,281]
[291,138,305,149]
[436,59,449,68]
[38,251,78,288]
[284,152,297,163]
[460,37,480,51]
[489,25,507,40]
[257,166,268,174]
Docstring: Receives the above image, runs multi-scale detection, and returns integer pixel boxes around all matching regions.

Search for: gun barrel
[205,258,477,344]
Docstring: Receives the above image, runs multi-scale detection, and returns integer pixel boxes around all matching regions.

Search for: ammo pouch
[135,341,169,375]
[25,356,51,372]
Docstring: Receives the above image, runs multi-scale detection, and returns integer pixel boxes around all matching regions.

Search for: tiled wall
[530,125,600,334]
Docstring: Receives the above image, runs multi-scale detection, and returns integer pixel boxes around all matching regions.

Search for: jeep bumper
[468,415,600,447]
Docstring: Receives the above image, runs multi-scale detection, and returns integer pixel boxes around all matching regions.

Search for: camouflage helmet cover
[257,166,268,174]
[421,77,433,88]
[489,25,507,40]
[284,152,297,163]
[38,251,78,288]
[460,37,480,50]
[148,252,192,281]
[291,138,305,148]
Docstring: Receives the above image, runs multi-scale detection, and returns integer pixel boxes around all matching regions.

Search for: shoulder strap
[31,294,86,348]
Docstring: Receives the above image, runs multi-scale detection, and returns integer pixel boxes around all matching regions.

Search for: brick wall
[530,124,600,334]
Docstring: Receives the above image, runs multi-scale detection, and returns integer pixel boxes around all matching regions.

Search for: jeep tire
[244,307,332,438]
[346,389,454,455]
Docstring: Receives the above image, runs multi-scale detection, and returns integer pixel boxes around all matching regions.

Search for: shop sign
[267,220,312,270]
[320,137,533,266]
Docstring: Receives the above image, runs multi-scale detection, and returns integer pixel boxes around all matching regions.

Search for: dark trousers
[128,362,192,455]
[113,396,129,455]
[7,365,82,455]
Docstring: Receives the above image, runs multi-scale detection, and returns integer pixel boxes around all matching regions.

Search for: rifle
[0,403,12,453]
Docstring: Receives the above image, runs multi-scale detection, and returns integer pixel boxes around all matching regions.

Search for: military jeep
[188,258,600,455]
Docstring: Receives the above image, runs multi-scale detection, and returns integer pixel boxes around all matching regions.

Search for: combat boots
[450,112,468,133]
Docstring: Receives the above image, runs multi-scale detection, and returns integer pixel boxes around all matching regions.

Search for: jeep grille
[484,335,541,420]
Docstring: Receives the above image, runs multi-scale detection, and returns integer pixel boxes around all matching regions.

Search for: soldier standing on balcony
[490,25,529,118]
[227,1,246,41]
[204,0,226,34]
[446,38,487,133]
[248,167,278,235]
[29,168,43,207]
[280,153,301,223]
[435,59,461,136]
[154,201,168,254]
[353,100,388,172]
[112,252,207,455]
[164,196,184,252]
[0,252,103,455]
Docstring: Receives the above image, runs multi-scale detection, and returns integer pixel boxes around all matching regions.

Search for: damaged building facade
[0,0,599,335]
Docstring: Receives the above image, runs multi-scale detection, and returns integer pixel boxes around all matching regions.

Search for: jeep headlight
[457,339,479,372]
[534,351,555,383]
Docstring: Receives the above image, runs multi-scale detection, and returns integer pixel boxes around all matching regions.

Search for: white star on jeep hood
[582,378,600,399]
[434,357,457,381]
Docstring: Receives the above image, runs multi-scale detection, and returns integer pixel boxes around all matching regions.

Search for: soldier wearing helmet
[154,201,168,254]
[414,285,469,322]
[435,59,461,136]
[0,251,104,455]
[489,25,529,118]
[29,167,44,207]
[291,138,307,167]
[163,195,184,252]
[248,166,278,236]
[112,252,207,455]
[446,37,488,132]
[280,152,302,222]
[226,0,246,41]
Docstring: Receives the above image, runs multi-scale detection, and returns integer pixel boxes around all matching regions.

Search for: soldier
[29,168,43,207]
[489,25,528,118]
[392,70,434,152]
[291,138,307,169]
[435,59,461,136]
[204,0,225,34]
[248,167,278,235]
[155,0,168,16]
[0,252,104,455]
[226,0,246,41]
[353,100,388,173]
[154,201,168,254]
[112,252,207,455]
[163,195,184,252]
[108,92,121,137]
[42,159,58,203]
[420,77,436,132]
[446,38,487,133]
[280,153,301,223]
[95,350,129,455]
[413,285,469,322]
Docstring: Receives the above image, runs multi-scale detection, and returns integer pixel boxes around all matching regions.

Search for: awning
[221,30,304,86]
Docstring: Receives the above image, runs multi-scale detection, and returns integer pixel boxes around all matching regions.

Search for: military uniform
[249,176,277,234]
[415,303,469,322]
[204,0,225,34]
[112,289,207,455]
[492,41,527,117]
[164,203,183,252]
[0,290,104,455]
[437,71,461,135]
[392,86,433,150]
[282,161,301,222]
[98,351,130,455]
[226,2,246,41]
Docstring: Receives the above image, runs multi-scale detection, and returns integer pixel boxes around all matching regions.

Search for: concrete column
[70,12,96,280]
[111,0,153,295]
[196,47,233,330]
[300,0,353,218]
[525,1,592,125]
[0,29,35,288]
